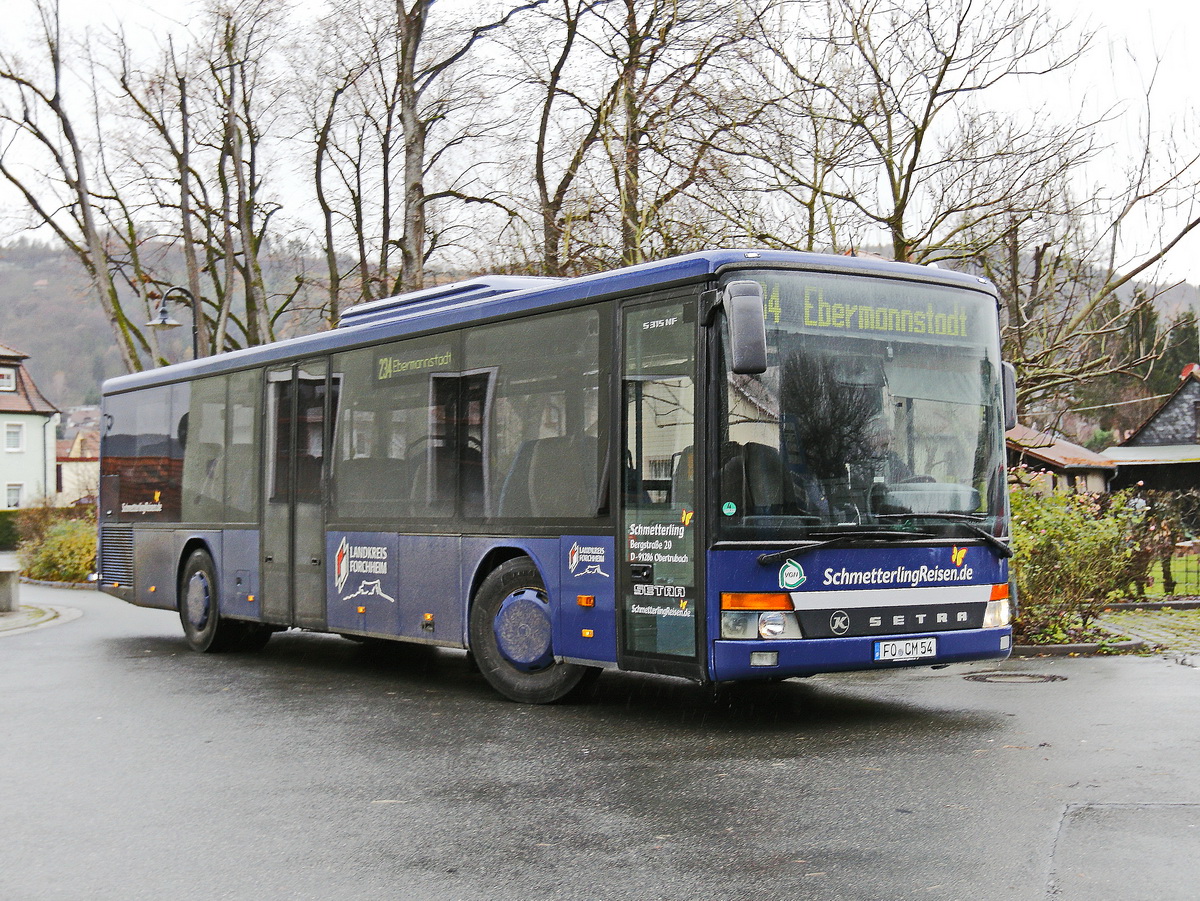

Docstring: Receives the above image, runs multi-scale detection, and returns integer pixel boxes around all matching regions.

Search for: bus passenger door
[619,298,704,681]
[262,359,334,629]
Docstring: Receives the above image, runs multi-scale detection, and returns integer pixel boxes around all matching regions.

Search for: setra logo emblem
[779,558,806,590]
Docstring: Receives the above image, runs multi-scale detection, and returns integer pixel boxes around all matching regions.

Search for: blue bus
[98,250,1016,703]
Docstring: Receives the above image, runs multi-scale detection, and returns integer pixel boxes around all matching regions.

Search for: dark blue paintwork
[706,545,1011,681]
[219,528,260,621]
[713,544,1007,595]
[326,531,402,636]
[555,536,617,665]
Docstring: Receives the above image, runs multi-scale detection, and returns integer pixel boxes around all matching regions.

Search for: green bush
[0,510,18,551]
[1010,487,1147,643]
[18,519,97,583]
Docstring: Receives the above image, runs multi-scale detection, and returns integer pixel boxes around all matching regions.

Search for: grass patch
[1141,556,1200,597]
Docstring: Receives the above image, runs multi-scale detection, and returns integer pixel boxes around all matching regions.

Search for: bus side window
[466,305,606,522]
[331,338,458,522]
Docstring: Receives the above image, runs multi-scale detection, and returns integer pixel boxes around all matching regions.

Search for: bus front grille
[99,526,133,584]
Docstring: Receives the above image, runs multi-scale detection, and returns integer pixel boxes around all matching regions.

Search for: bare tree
[748,0,1092,262]
[595,0,774,266]
[0,0,144,370]
[961,39,1200,418]
[105,0,296,355]
[498,0,620,275]
[292,0,543,307]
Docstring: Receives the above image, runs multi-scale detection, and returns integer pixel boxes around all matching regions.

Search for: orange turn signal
[577,595,595,607]
[990,583,1010,601]
[721,592,793,611]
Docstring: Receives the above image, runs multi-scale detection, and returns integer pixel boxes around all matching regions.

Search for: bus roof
[102,249,996,394]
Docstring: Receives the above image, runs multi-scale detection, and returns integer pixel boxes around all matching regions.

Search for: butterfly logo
[951,547,967,567]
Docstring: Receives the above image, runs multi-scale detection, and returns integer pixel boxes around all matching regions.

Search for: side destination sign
[375,344,454,382]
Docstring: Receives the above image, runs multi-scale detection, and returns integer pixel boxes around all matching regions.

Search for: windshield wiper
[758,529,933,566]
[873,513,1013,558]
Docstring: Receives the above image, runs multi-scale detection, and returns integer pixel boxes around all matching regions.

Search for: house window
[6,484,22,508]
[0,368,14,391]
[5,423,24,452]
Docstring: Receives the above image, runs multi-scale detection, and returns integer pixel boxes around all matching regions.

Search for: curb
[1012,639,1147,658]
[0,605,83,637]
[1101,600,1200,612]
[19,576,96,591]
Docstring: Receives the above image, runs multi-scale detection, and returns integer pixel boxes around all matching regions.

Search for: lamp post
[146,286,200,360]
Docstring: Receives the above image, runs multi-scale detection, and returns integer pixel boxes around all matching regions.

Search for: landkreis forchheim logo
[335,536,350,593]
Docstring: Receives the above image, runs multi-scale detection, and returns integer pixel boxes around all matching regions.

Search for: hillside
[0,243,121,410]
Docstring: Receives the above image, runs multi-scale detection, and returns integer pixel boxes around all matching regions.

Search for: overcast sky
[10,0,1200,286]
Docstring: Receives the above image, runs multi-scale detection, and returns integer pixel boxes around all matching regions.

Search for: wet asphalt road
[2,582,1199,901]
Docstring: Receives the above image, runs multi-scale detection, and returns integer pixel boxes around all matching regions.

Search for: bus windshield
[716,269,1008,542]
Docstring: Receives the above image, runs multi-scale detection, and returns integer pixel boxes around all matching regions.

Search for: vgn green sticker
[779,558,806,590]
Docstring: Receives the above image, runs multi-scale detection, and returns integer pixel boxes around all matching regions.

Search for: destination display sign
[742,271,993,346]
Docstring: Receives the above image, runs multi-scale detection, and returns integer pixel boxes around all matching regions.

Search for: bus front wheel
[179,550,271,653]
[469,558,599,704]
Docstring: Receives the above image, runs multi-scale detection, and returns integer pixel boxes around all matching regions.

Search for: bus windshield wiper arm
[873,513,1013,559]
[758,530,932,566]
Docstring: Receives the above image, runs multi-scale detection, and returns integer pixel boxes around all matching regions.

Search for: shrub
[18,519,97,583]
[0,510,18,551]
[1009,487,1146,643]
[16,500,93,546]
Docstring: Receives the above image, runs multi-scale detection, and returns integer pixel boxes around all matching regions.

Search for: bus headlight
[759,611,787,638]
[983,598,1011,628]
[721,612,757,639]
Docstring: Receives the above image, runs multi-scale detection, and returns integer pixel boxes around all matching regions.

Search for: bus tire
[469,558,599,704]
[179,549,244,653]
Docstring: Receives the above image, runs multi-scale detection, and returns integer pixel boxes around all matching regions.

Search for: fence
[1143,552,1200,599]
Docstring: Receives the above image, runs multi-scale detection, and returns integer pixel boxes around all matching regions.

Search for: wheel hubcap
[185,572,211,630]
[493,588,554,672]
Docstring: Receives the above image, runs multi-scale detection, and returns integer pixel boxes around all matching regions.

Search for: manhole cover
[963,672,1066,684]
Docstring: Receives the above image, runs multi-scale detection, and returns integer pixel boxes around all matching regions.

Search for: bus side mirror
[724,281,768,374]
[1002,361,1017,431]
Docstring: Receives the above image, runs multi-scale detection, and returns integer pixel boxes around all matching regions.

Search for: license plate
[874,637,937,662]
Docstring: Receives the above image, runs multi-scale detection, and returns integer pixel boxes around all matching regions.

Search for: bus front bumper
[712,627,1012,682]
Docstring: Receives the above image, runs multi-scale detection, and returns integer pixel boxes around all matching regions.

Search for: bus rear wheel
[469,558,599,704]
[179,550,270,653]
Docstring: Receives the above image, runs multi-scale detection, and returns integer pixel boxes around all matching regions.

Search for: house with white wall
[0,344,59,508]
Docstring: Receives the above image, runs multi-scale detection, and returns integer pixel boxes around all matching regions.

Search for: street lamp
[146,286,200,360]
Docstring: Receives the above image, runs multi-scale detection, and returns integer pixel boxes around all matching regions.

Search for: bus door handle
[310,557,321,566]
[630,564,654,584]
